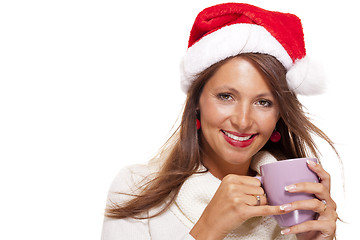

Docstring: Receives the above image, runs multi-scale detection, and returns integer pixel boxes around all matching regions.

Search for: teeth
[223,131,252,141]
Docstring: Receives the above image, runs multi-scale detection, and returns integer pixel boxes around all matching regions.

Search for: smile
[222,131,253,141]
[221,130,257,148]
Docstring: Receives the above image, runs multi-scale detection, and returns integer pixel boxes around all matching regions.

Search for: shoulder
[106,163,158,204]
[109,164,154,191]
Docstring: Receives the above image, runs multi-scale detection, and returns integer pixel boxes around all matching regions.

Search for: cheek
[256,109,279,130]
[256,111,279,134]
[200,101,233,126]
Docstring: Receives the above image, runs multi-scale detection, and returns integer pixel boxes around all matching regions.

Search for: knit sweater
[101,152,297,240]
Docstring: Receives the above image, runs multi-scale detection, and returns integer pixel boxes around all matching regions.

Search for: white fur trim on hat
[286,56,326,95]
[180,23,293,93]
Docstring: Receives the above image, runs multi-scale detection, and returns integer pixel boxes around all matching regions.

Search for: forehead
[203,57,273,95]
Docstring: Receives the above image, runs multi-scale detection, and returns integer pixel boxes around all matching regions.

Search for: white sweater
[101,152,297,240]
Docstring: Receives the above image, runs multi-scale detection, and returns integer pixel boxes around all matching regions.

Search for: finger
[285,182,330,202]
[307,160,331,191]
[224,183,265,199]
[280,199,337,219]
[247,204,292,218]
[281,219,336,238]
[222,174,261,187]
[238,185,265,196]
[245,194,267,206]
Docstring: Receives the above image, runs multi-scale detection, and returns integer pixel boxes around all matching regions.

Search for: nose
[231,103,254,131]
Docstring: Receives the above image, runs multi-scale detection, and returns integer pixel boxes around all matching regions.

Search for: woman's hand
[280,160,338,239]
[189,174,289,240]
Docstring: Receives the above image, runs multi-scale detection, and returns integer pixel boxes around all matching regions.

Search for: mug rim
[261,157,318,168]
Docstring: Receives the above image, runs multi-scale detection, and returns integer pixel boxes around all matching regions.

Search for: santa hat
[180,3,325,95]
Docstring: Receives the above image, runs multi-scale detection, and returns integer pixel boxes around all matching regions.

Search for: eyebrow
[214,86,274,98]
[215,86,239,94]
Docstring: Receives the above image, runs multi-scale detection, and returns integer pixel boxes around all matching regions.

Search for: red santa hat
[180,3,325,95]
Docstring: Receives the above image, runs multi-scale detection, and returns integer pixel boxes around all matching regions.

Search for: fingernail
[281,228,291,235]
[307,159,317,166]
[279,204,292,211]
[284,184,296,192]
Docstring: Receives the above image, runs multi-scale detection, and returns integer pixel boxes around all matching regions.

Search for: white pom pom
[286,56,326,95]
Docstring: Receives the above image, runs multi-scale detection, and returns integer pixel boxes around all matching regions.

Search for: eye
[256,99,273,107]
[217,93,234,101]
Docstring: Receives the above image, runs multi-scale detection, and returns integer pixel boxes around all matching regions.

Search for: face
[198,57,280,177]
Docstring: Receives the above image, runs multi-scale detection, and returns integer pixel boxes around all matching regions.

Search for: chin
[222,151,254,165]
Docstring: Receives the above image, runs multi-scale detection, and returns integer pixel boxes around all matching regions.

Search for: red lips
[221,130,257,148]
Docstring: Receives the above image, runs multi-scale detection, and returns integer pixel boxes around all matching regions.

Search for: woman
[102,3,338,240]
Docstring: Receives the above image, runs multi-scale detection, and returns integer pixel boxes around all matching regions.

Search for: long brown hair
[105,53,338,219]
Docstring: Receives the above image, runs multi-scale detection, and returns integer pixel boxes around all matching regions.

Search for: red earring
[196,119,201,130]
[270,131,281,142]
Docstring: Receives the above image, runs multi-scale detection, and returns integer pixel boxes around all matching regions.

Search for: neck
[201,153,252,180]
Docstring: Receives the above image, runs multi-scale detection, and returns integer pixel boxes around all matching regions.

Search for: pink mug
[257,158,320,227]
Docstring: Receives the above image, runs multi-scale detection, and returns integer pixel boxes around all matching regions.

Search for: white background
[0,0,358,239]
